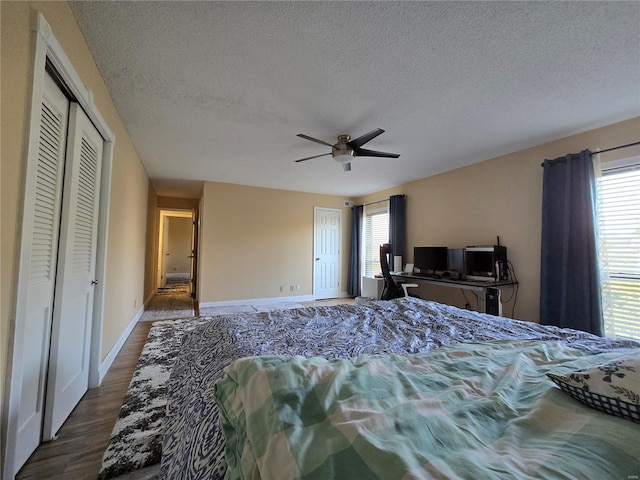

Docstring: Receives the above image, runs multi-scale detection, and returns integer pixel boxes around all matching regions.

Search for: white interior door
[11,72,69,468]
[43,103,103,439]
[314,208,341,299]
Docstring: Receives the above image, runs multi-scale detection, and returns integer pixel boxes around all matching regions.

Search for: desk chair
[379,243,418,300]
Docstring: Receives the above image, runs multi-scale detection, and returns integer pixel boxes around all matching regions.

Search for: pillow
[547,349,640,424]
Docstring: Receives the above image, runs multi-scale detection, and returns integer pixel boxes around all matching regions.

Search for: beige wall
[101,141,150,361]
[1,1,150,456]
[157,196,200,210]
[144,182,159,302]
[199,182,353,303]
[357,117,640,322]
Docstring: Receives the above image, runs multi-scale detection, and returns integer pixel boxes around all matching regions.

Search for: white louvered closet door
[14,72,69,467]
[43,103,103,439]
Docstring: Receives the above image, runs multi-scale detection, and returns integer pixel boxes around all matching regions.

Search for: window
[597,157,640,340]
[363,204,389,277]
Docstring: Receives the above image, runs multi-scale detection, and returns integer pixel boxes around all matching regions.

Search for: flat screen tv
[447,248,464,274]
[413,246,448,275]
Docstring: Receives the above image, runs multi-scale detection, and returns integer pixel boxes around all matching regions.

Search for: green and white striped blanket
[215,340,640,480]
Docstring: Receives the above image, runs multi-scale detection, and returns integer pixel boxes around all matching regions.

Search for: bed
[158,298,639,479]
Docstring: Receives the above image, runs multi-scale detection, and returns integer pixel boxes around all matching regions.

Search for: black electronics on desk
[413,246,448,277]
[410,244,508,281]
[465,246,507,281]
[485,287,502,316]
[447,248,465,278]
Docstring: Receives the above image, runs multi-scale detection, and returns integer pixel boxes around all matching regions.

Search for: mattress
[160,298,638,479]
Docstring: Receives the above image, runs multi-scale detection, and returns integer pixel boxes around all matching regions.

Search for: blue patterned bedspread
[160,298,637,479]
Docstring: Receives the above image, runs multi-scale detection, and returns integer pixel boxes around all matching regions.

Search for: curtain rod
[592,141,640,155]
[360,194,405,207]
[362,199,388,207]
[540,141,640,167]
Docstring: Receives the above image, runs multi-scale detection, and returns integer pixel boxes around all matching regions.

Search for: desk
[391,273,518,314]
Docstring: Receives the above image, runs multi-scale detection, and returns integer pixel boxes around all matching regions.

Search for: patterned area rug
[98,316,212,480]
[99,302,306,479]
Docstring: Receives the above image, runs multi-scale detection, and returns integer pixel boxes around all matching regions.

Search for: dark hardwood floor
[16,321,152,480]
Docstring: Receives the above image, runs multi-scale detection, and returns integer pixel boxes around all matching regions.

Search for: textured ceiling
[69,1,640,198]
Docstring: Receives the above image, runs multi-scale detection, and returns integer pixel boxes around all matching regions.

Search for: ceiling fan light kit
[332,137,355,164]
[295,128,399,172]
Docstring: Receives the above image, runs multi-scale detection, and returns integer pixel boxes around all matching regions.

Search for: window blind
[363,207,389,277]
[598,161,640,340]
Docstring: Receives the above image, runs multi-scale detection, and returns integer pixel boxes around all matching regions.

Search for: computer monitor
[413,246,448,275]
[447,248,464,274]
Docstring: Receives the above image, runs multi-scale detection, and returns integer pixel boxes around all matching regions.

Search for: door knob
[91,280,98,285]
[315,257,320,261]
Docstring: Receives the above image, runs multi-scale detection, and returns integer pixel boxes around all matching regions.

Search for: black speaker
[485,287,502,316]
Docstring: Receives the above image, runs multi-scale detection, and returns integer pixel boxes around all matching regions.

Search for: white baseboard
[200,294,315,308]
[98,304,145,383]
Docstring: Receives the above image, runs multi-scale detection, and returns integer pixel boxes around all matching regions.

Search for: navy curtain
[540,149,603,336]
[389,195,406,268]
[348,205,363,297]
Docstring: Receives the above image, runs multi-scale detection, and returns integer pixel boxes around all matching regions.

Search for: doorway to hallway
[157,209,197,297]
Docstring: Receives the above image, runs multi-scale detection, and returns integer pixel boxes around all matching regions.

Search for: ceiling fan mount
[295,128,399,172]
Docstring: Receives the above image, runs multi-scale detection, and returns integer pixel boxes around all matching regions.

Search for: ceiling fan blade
[354,148,400,158]
[342,162,352,172]
[295,152,332,163]
[348,128,385,149]
[297,133,333,147]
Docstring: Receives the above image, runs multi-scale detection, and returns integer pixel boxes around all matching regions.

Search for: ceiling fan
[295,128,400,172]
